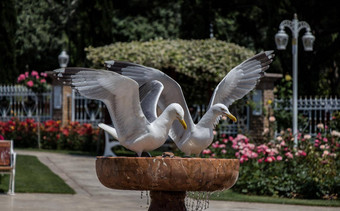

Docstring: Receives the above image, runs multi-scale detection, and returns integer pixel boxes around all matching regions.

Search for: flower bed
[203,128,340,199]
[0,118,100,153]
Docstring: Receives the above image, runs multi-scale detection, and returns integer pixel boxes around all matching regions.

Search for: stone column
[46,71,72,126]
[249,73,282,142]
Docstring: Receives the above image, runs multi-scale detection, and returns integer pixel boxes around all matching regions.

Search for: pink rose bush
[202,127,339,199]
[17,70,49,93]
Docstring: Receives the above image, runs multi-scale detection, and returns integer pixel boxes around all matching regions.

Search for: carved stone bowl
[96,156,239,192]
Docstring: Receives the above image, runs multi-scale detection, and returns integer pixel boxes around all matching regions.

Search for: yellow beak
[178,118,188,130]
[226,113,237,123]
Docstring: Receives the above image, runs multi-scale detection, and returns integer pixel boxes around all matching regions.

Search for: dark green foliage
[15,0,65,73]
[0,0,18,83]
[1,0,340,96]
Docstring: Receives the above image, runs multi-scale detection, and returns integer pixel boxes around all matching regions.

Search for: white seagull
[105,51,274,156]
[54,68,187,157]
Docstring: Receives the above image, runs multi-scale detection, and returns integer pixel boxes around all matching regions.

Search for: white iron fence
[71,90,106,125]
[275,97,340,136]
[0,85,52,122]
[71,92,246,136]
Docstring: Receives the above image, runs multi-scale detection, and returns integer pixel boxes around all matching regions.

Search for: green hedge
[86,39,254,104]
[86,38,254,83]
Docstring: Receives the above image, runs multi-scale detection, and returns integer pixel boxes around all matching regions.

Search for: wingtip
[104,60,115,68]
[53,68,65,73]
[265,50,274,55]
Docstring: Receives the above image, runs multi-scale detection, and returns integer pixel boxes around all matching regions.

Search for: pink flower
[26,80,34,87]
[223,138,228,143]
[265,157,273,163]
[269,116,276,122]
[221,149,227,154]
[0,135,4,140]
[322,150,329,157]
[212,142,219,148]
[323,137,328,142]
[258,158,264,163]
[17,74,26,82]
[304,134,311,140]
[317,123,324,130]
[40,79,46,83]
[285,152,293,159]
[297,150,307,157]
[219,144,226,148]
[40,72,48,77]
[202,149,211,155]
[31,70,39,76]
[251,152,258,158]
[25,72,29,77]
[276,155,283,161]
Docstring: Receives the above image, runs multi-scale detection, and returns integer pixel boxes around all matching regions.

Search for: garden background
[0,0,340,202]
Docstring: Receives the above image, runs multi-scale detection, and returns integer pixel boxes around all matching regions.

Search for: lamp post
[58,50,69,68]
[275,14,315,146]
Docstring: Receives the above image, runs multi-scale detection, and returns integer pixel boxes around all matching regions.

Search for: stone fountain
[96,155,239,210]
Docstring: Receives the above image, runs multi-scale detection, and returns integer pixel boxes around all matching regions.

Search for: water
[185,191,212,211]
[140,190,150,209]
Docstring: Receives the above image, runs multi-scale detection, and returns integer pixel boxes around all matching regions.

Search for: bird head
[212,104,237,123]
[172,103,187,130]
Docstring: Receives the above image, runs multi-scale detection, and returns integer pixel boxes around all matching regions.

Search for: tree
[15,0,65,74]
[0,0,17,83]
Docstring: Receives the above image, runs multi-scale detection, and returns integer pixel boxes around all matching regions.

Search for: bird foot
[137,152,152,157]
[162,152,175,158]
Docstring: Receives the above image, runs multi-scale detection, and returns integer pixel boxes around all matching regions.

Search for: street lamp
[275,14,315,146]
[58,50,69,68]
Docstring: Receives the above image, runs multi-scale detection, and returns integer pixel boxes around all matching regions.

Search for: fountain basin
[96,156,239,192]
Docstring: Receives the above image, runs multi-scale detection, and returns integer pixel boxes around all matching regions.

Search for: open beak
[178,118,188,130]
[225,113,237,123]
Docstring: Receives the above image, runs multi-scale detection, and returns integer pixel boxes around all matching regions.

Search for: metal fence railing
[0,85,52,122]
[275,96,340,136]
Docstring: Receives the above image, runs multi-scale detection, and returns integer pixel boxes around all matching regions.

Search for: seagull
[105,51,274,156]
[54,68,187,157]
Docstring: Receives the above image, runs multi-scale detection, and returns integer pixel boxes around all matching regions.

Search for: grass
[0,155,75,194]
[210,189,340,207]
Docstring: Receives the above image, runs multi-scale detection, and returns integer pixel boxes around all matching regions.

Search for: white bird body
[105,51,274,156]
[54,68,187,156]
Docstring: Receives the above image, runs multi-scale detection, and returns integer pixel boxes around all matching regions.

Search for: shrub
[86,39,254,104]
[0,118,100,153]
[203,128,340,199]
[17,70,50,94]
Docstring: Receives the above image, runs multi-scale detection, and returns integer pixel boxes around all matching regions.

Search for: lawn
[0,155,75,194]
[211,189,340,207]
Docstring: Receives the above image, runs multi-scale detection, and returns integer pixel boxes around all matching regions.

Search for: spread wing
[139,80,164,122]
[105,61,194,142]
[208,51,275,109]
[54,68,149,141]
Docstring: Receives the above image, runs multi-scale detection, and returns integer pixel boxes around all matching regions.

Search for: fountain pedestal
[96,156,239,211]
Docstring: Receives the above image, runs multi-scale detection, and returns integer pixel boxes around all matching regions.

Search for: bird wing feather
[55,68,149,141]
[139,80,164,123]
[105,61,194,142]
[208,51,274,109]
